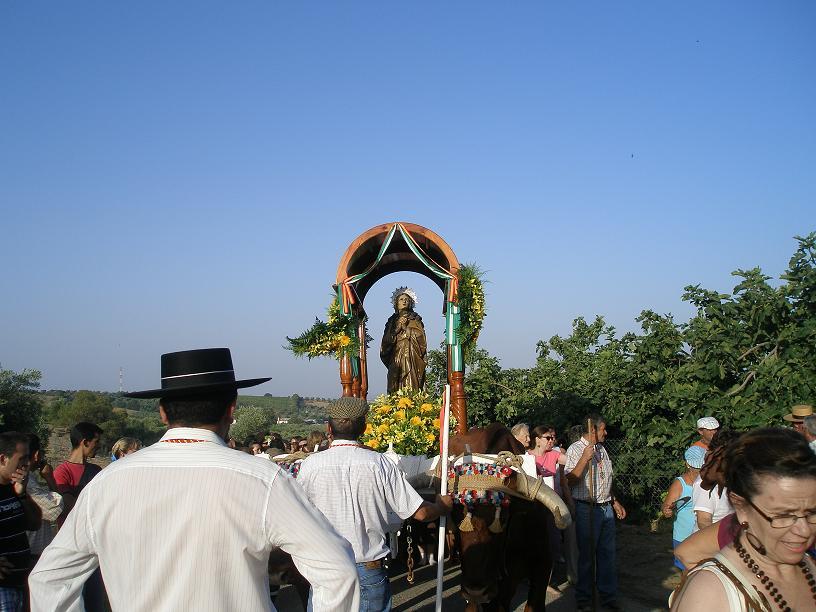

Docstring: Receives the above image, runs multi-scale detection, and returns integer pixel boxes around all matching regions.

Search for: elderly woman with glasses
[671,428,816,611]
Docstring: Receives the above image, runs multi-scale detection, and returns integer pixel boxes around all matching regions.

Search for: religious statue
[380,287,427,394]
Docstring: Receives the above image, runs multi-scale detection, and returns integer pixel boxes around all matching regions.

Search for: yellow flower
[420,403,435,414]
[338,334,351,347]
[394,410,406,422]
[377,405,392,415]
[410,416,422,427]
[364,423,373,435]
[377,424,390,435]
[397,397,413,408]
[367,438,380,450]
[426,433,437,444]
[432,418,441,430]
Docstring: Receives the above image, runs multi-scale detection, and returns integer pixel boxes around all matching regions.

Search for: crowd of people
[0,424,145,611]
[1,345,814,612]
[663,405,816,611]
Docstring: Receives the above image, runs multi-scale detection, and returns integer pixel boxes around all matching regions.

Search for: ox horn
[514,471,572,530]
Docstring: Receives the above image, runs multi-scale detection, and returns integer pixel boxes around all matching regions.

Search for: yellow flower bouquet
[361,388,456,456]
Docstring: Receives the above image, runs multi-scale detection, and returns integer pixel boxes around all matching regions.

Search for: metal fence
[603,438,676,524]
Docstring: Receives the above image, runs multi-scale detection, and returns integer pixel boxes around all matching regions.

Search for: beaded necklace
[734,536,816,611]
[162,438,207,443]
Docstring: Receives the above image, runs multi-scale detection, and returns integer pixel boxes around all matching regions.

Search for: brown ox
[267,548,310,610]
[449,424,569,611]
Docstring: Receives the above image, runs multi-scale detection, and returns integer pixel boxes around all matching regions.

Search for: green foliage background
[428,233,816,519]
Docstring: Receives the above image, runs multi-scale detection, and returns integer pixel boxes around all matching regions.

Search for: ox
[448,424,571,611]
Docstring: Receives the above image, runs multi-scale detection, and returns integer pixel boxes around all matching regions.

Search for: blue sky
[2,2,814,398]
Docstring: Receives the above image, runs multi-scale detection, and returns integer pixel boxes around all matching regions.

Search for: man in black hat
[297,396,452,612]
[30,348,359,611]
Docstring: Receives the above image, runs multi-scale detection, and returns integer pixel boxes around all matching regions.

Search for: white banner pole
[435,384,452,612]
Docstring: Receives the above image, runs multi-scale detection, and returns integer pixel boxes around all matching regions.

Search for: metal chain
[406,522,415,584]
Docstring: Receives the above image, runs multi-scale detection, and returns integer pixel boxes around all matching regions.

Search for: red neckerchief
[162,439,207,443]
[330,442,367,449]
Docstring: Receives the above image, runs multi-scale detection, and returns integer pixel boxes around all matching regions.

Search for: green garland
[457,263,486,361]
[286,296,363,360]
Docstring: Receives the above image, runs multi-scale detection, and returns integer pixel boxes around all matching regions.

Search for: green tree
[230,406,276,445]
[463,349,504,427]
[49,391,131,451]
[424,347,448,399]
[0,368,46,438]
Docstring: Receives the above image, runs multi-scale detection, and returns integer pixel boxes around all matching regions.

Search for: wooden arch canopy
[335,222,467,433]
[335,222,461,308]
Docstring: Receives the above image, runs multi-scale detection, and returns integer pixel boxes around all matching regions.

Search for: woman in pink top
[528,425,571,588]
[529,425,566,487]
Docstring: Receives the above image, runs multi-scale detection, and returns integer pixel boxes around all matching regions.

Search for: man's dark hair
[267,432,284,451]
[28,434,42,458]
[0,431,29,456]
[160,389,238,426]
[70,422,103,448]
[328,416,366,441]
[580,413,605,434]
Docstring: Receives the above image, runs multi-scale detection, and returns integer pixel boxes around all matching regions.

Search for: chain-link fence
[603,438,677,524]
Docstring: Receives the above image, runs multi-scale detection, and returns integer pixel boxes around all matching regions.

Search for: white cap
[697,416,720,430]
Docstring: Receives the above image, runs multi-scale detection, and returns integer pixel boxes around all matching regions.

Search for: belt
[575,499,612,506]
[360,559,385,569]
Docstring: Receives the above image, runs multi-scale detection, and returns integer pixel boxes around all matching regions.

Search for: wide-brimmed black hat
[124,348,270,399]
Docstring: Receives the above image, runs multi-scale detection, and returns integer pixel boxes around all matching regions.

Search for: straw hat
[783,404,814,422]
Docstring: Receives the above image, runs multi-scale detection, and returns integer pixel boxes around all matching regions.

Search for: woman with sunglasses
[671,428,816,611]
[529,426,566,484]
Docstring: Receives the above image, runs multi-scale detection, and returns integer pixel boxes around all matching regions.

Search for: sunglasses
[540,435,555,440]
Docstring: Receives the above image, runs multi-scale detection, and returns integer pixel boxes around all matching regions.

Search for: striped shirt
[565,437,614,503]
[29,427,359,612]
[0,483,31,588]
[25,474,63,556]
[297,440,424,563]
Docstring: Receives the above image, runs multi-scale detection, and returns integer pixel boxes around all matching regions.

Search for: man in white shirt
[297,396,453,612]
[29,348,359,612]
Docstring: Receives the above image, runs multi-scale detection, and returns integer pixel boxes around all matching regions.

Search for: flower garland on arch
[456,263,486,363]
[286,295,368,360]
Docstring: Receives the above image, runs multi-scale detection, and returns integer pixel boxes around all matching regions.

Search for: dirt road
[275,522,681,611]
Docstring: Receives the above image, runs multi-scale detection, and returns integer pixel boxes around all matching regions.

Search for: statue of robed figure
[380,287,427,394]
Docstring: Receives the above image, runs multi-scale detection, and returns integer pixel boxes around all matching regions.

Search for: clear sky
[2,2,814,399]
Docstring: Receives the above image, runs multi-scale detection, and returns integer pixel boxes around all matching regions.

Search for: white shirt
[565,437,614,503]
[29,427,359,612]
[692,476,733,531]
[297,439,424,563]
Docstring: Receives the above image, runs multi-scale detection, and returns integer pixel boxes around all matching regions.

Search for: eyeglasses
[540,435,554,440]
[747,498,816,529]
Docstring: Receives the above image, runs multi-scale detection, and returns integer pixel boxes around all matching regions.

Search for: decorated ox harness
[446,451,542,534]
[273,451,309,478]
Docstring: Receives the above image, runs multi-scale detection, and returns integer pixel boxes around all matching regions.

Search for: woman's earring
[742,523,768,556]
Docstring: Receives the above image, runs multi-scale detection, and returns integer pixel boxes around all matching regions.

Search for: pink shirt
[530,450,563,495]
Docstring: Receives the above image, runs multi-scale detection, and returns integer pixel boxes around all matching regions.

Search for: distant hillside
[239,394,331,423]
[39,390,330,422]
